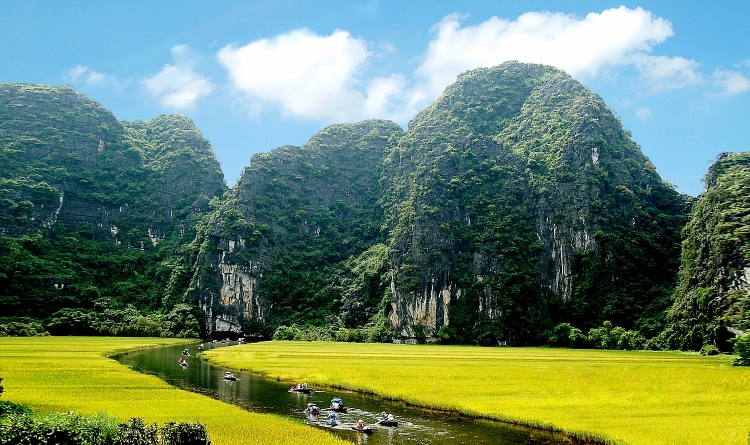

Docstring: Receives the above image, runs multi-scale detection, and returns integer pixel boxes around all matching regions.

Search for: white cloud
[67,65,89,83]
[142,45,214,110]
[215,6,724,124]
[65,65,126,91]
[415,7,700,99]
[218,29,376,122]
[631,54,704,93]
[711,69,750,97]
[635,107,651,121]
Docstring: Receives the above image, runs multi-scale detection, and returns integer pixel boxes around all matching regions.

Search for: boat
[178,358,188,367]
[306,403,321,415]
[329,397,347,412]
[223,371,237,381]
[289,387,311,394]
[377,418,398,427]
[181,348,190,356]
[288,384,311,393]
[350,425,375,434]
[326,413,339,427]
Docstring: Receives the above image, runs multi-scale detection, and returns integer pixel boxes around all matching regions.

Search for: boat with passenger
[329,397,347,412]
[288,382,311,393]
[306,403,321,415]
[326,412,339,427]
[377,411,398,426]
[351,419,375,433]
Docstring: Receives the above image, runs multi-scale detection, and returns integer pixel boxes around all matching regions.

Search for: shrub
[0,321,49,337]
[46,308,98,335]
[546,323,573,347]
[272,325,298,340]
[114,417,158,445]
[617,329,646,351]
[568,327,590,348]
[0,401,32,418]
[587,321,645,350]
[0,414,210,445]
[730,333,750,366]
[161,420,210,445]
[699,344,721,356]
[0,411,119,444]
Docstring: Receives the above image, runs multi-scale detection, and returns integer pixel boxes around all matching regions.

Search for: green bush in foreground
[0,411,118,445]
[0,411,210,445]
[0,401,32,418]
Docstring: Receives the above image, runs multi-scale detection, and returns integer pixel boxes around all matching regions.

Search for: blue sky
[2,1,749,196]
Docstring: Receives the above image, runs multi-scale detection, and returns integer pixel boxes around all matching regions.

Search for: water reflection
[115,342,574,445]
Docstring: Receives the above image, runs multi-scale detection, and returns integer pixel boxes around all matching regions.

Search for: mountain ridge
[0,64,742,351]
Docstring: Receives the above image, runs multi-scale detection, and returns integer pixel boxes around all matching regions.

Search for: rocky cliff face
[0,84,226,318]
[383,63,689,344]
[663,151,750,350]
[186,120,403,333]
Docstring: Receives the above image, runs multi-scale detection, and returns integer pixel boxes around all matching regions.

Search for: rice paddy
[202,341,750,445]
[0,337,347,445]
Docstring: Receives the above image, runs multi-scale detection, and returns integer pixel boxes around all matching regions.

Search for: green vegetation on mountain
[379,63,690,344]
[187,120,403,334]
[663,151,750,351]
[0,84,226,334]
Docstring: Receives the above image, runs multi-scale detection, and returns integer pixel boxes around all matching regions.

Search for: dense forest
[0,63,747,353]
[0,84,226,337]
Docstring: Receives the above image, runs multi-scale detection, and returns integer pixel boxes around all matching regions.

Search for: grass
[0,337,348,445]
[202,341,750,445]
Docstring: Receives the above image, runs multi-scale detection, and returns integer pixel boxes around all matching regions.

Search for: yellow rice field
[0,337,347,445]
[202,341,750,445]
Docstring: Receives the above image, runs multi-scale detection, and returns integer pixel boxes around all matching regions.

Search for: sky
[1,1,749,196]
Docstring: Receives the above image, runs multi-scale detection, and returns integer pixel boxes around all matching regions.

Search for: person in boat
[380,411,387,419]
[327,413,339,426]
[355,419,365,430]
[302,382,308,389]
[198,343,204,350]
[182,348,190,355]
[178,357,187,366]
[387,413,395,421]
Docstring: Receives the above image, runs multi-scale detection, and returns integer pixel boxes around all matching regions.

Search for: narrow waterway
[115,341,574,445]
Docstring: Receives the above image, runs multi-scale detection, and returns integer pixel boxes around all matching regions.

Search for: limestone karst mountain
[0,84,226,323]
[4,63,739,349]
[663,151,750,351]
[186,62,691,345]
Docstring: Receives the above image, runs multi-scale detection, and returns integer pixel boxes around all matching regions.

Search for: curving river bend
[115,341,575,445]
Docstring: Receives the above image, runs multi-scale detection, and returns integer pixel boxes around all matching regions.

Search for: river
[114,341,575,445]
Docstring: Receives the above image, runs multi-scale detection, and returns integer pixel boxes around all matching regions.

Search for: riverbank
[0,337,347,445]
[201,341,750,445]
